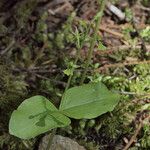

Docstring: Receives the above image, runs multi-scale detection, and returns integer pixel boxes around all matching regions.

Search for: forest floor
[0,0,150,150]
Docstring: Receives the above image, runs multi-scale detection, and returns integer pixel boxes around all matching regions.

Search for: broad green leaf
[59,82,120,119]
[9,96,71,139]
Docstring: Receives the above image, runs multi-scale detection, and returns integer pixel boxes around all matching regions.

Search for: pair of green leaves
[9,82,119,139]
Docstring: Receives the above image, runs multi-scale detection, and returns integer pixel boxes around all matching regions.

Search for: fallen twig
[35,74,66,86]
[48,0,73,15]
[123,115,150,150]
[135,5,150,12]
[122,120,143,150]
[0,39,15,55]
[98,60,150,71]
[100,26,124,38]
[132,20,148,59]
[96,45,150,55]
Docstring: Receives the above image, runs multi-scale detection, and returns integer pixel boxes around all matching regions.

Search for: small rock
[39,134,86,150]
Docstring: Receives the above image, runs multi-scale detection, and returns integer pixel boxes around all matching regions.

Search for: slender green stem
[46,129,57,150]
[45,2,106,148]
[64,48,80,92]
[80,0,106,84]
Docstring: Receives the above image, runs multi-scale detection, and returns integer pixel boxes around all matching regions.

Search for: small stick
[98,60,150,71]
[0,39,15,55]
[96,45,150,55]
[100,26,124,38]
[135,5,150,12]
[123,116,150,150]
[80,0,106,84]
[122,120,143,150]
[132,20,148,59]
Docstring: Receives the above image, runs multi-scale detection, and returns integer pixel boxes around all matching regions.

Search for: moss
[14,0,38,28]
[142,0,150,7]
[0,60,27,105]
[0,134,34,150]
[82,43,150,149]
[0,24,8,35]
[0,59,28,150]
[140,124,150,148]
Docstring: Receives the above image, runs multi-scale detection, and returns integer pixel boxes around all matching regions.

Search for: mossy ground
[0,0,150,149]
